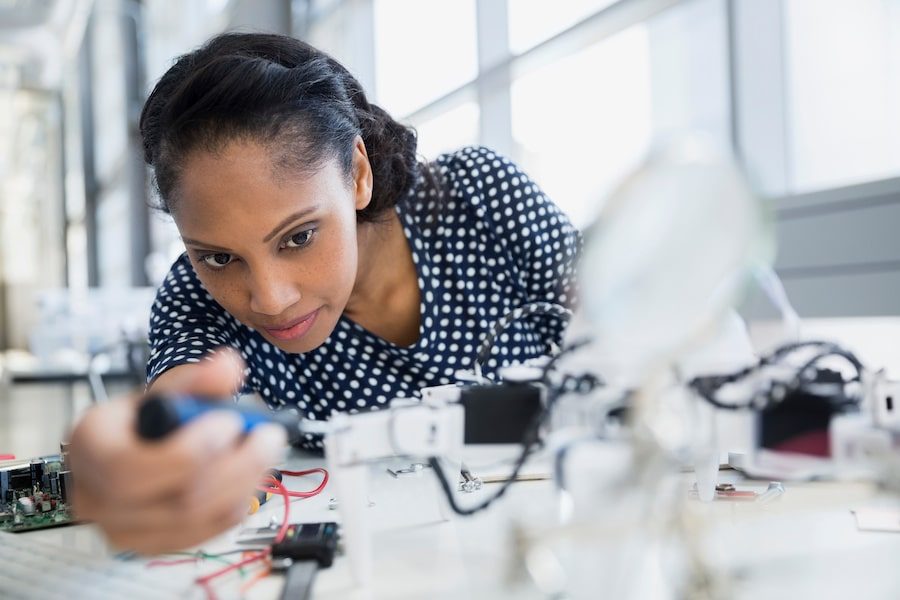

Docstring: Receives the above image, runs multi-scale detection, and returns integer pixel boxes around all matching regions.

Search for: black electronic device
[271,521,339,568]
[757,367,858,457]
[459,382,543,444]
[269,522,339,600]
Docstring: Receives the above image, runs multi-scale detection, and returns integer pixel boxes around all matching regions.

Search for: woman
[69,32,579,553]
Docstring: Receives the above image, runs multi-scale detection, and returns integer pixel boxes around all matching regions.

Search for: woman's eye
[201,253,233,268]
[282,229,315,249]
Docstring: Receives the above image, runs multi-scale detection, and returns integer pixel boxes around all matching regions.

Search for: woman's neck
[344,212,421,346]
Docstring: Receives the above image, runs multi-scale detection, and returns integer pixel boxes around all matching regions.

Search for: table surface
[18,447,900,600]
[1,351,136,383]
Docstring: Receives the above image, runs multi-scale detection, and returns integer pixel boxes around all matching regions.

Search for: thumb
[148,347,246,400]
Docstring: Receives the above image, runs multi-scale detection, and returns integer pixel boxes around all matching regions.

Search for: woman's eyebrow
[182,238,233,252]
[263,206,320,243]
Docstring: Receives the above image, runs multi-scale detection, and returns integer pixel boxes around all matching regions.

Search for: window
[510,26,652,228]
[373,0,477,117]
[783,0,900,193]
[412,101,480,162]
[508,0,619,54]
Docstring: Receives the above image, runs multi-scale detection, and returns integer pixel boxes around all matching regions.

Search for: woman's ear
[352,136,374,211]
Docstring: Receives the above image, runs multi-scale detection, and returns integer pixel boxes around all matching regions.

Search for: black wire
[689,340,864,411]
[430,338,594,516]
[475,302,573,369]
[794,347,863,382]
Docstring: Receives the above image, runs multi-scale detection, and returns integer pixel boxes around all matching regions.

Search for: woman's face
[173,137,373,354]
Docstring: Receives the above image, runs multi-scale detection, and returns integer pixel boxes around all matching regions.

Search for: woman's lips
[262,309,320,342]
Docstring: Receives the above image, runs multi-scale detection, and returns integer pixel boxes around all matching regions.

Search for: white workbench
[18,447,900,600]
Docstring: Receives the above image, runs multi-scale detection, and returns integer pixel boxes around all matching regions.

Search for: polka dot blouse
[147,146,581,449]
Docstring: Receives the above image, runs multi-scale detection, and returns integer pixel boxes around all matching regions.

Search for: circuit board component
[0,445,76,533]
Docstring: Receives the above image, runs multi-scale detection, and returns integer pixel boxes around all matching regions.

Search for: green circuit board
[0,454,78,533]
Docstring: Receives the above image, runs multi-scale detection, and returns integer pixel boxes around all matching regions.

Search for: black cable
[689,340,864,411]
[794,347,863,383]
[430,338,594,516]
[474,302,573,370]
[279,561,318,600]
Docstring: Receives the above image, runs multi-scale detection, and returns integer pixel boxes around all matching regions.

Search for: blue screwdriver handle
[137,394,301,444]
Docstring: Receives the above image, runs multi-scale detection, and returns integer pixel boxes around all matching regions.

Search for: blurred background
[0,0,898,455]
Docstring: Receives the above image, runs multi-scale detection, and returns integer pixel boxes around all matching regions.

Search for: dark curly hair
[139,32,419,222]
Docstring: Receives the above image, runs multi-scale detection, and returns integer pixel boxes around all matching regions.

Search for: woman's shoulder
[416,145,527,213]
[431,145,514,182]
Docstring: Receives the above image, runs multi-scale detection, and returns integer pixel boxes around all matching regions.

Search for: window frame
[301,0,900,318]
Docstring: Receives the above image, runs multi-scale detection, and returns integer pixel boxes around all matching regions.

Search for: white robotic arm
[317,395,465,585]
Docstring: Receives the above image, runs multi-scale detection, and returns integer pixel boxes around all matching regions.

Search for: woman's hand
[68,350,287,554]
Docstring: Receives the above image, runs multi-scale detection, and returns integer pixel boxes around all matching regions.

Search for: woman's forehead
[176,140,344,217]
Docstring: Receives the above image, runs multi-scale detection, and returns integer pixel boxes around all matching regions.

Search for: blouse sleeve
[449,146,581,307]
[146,253,242,385]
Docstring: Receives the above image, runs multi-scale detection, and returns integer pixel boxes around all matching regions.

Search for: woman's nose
[247,264,302,316]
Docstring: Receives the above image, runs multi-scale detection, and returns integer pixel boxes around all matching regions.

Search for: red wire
[258,467,329,498]
[195,551,269,587]
[239,564,271,594]
[147,556,203,568]
[279,467,327,478]
[194,468,328,599]
[196,475,293,597]
[258,476,292,543]
[199,581,219,600]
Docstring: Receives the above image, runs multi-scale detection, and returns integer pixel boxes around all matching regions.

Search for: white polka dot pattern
[474,301,572,369]
[146,146,581,449]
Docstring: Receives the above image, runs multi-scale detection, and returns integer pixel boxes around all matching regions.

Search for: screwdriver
[249,468,283,514]
[136,393,306,445]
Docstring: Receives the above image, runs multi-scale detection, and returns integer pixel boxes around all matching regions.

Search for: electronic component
[17,497,35,515]
[270,522,339,567]
[0,449,77,533]
[234,521,339,600]
[757,367,857,457]
[459,382,542,444]
[271,522,339,600]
